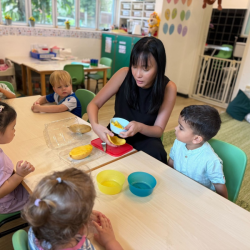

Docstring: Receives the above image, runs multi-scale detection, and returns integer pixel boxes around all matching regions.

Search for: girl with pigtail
[22,168,123,250]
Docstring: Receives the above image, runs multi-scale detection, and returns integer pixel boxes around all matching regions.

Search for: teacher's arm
[120,81,177,138]
[87,68,128,146]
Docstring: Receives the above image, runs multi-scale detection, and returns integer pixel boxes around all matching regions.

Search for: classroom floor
[0,79,225,249]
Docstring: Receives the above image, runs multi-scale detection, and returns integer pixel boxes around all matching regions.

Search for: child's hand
[16,161,35,177]
[93,214,122,250]
[90,210,103,225]
[31,104,41,113]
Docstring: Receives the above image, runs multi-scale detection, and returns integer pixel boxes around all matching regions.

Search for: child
[168,105,228,199]
[22,168,123,250]
[31,70,81,117]
[0,82,16,99]
[0,102,34,213]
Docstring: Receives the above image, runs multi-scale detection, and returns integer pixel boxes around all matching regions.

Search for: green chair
[214,44,233,59]
[75,89,95,118]
[0,211,28,238]
[208,139,247,202]
[0,80,15,93]
[88,57,112,93]
[63,64,85,89]
[12,229,28,250]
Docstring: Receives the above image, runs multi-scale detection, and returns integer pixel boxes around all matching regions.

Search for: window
[80,0,96,29]
[1,0,27,23]
[98,0,114,29]
[57,0,75,27]
[1,0,115,29]
[31,0,53,25]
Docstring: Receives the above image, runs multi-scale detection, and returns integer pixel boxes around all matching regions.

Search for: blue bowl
[127,172,157,197]
[110,117,129,135]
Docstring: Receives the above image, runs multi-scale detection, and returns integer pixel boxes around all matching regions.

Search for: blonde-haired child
[31,70,81,117]
[0,101,34,213]
[22,168,123,250]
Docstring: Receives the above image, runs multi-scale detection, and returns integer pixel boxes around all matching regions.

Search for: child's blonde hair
[49,70,72,87]
[22,168,95,249]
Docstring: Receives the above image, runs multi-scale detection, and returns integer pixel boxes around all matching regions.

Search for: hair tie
[34,199,41,207]
[0,105,5,112]
[56,177,62,183]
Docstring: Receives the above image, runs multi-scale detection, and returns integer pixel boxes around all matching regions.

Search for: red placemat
[91,138,133,157]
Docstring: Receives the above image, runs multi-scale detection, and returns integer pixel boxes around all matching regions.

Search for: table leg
[21,65,27,95]
[27,67,33,96]
[87,73,90,90]
[41,73,46,96]
[103,69,107,86]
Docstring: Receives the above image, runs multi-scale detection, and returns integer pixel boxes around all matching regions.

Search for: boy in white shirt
[168,105,228,199]
[31,70,81,117]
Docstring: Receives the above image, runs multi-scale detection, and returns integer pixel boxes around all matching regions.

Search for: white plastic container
[133,3,143,10]
[245,85,250,98]
[132,11,142,17]
[121,10,130,16]
[145,3,155,10]
[122,3,131,9]
[144,11,152,18]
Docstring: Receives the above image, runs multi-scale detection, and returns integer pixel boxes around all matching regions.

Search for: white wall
[0,31,101,60]
[157,1,212,95]
[213,0,249,9]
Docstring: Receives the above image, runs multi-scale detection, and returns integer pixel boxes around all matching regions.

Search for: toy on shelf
[203,0,222,11]
[148,12,161,37]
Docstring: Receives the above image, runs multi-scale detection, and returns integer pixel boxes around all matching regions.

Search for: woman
[87,37,177,164]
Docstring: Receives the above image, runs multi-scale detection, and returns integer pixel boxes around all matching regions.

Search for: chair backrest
[63,65,84,86]
[214,44,233,59]
[96,57,112,79]
[75,89,95,117]
[12,229,28,250]
[208,139,247,202]
[0,81,14,92]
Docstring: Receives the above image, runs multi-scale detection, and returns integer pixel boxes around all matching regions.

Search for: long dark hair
[124,37,167,114]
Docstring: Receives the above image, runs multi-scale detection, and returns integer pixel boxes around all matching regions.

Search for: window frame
[0,0,115,30]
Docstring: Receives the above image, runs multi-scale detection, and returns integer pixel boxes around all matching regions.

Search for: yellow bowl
[96,170,126,195]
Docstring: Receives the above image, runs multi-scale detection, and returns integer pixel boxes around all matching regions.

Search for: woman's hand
[119,121,142,138]
[16,161,35,177]
[92,123,117,147]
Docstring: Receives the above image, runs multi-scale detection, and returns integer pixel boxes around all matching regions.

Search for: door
[101,33,116,75]
[114,35,133,74]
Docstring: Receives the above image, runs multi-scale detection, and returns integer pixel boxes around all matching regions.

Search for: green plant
[65,19,70,24]
[29,16,36,21]
[4,14,12,20]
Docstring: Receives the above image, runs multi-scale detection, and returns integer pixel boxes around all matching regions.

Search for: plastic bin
[122,3,131,9]
[133,3,143,10]
[145,3,155,10]
[144,11,152,18]
[132,11,142,17]
[121,10,130,16]
[30,51,56,60]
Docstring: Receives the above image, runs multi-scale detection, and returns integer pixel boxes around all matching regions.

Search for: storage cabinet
[119,0,155,35]
[101,33,141,76]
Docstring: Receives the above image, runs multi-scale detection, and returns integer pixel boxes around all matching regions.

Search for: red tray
[91,138,133,157]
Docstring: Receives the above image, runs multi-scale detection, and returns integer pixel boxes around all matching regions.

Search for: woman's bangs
[131,50,150,68]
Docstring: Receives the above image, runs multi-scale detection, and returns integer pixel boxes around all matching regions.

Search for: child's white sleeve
[61,96,77,111]
[207,159,226,184]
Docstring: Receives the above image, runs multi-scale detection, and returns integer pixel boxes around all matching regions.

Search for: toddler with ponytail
[22,168,123,250]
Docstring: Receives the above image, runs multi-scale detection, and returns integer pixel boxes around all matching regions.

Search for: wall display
[185,10,191,20]
[174,0,179,4]
[169,24,175,35]
[165,9,171,21]
[172,8,177,19]
[180,10,185,21]
[0,26,102,39]
[177,24,182,34]
[187,0,192,7]
[182,26,187,36]
[182,0,186,4]
[163,23,169,34]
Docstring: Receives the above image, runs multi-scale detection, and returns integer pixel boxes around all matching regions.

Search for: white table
[90,151,250,250]
[1,96,135,193]
[7,56,110,96]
